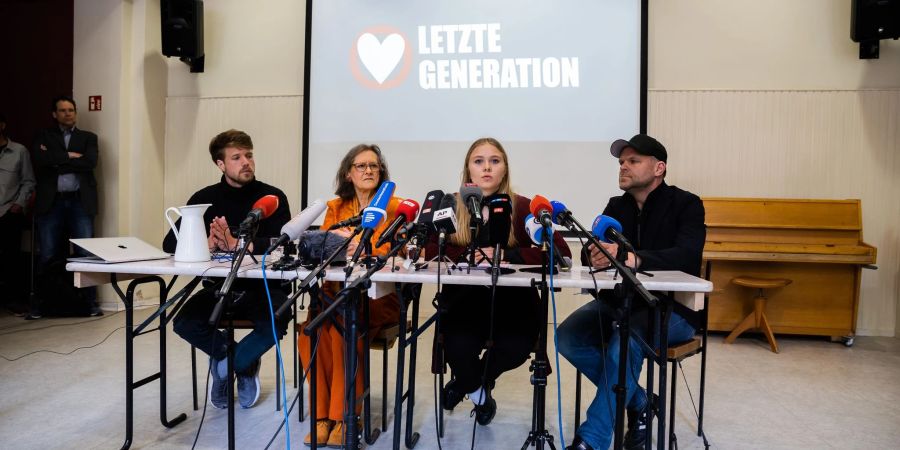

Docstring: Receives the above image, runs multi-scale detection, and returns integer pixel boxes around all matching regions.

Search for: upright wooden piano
[702,198,877,341]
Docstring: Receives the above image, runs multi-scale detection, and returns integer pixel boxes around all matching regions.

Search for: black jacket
[32,126,99,215]
[602,181,705,277]
[163,177,291,254]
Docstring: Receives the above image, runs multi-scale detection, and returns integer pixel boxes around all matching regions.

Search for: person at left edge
[0,112,36,315]
[163,129,291,410]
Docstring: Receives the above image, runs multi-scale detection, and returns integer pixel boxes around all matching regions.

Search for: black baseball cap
[610,134,667,163]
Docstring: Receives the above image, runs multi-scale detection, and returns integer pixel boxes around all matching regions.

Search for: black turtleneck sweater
[163,176,291,255]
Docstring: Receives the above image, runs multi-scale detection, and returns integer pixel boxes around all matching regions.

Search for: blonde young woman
[298,144,401,447]
[426,137,571,425]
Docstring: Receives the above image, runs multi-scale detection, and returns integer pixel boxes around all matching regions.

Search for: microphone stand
[521,225,556,450]
[208,226,257,450]
[557,213,657,450]
[303,234,410,450]
[465,215,480,274]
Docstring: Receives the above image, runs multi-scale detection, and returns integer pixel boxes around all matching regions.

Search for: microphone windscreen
[529,195,552,219]
[254,194,280,219]
[484,193,512,246]
[281,199,327,240]
[550,200,567,223]
[297,230,348,264]
[361,181,396,229]
[438,192,457,211]
[524,213,544,245]
[592,214,623,244]
[417,190,444,224]
[396,199,420,223]
[460,183,482,204]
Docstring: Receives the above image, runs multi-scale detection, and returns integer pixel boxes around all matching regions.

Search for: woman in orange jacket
[299,144,401,447]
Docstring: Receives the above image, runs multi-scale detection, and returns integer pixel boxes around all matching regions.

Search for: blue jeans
[35,195,94,266]
[172,283,290,374]
[35,195,96,313]
[557,298,695,450]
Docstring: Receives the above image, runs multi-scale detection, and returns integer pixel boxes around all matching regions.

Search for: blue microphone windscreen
[361,181,396,228]
[591,214,622,243]
[550,200,567,222]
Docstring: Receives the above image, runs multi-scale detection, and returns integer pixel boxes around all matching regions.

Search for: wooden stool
[725,277,792,353]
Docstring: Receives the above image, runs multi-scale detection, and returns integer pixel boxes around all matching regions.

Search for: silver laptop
[68,237,170,264]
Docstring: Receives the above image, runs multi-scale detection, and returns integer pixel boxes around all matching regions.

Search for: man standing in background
[0,113,36,315]
[30,95,100,319]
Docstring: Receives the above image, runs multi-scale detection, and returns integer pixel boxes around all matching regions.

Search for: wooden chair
[724,276,792,353]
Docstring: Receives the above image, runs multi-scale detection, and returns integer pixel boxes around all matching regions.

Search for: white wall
[650,0,900,90]
[73,0,168,308]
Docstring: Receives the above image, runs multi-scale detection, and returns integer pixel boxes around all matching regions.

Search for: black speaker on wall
[851,0,900,59]
[161,0,205,72]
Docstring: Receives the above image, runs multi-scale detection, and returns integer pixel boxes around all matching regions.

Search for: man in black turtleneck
[163,129,291,410]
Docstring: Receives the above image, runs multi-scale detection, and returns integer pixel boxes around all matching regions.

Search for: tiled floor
[1,307,898,449]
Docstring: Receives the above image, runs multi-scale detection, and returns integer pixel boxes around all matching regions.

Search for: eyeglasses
[352,163,381,173]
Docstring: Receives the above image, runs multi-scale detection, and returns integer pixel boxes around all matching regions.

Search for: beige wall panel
[649,89,900,336]
[649,0,900,90]
[164,96,303,222]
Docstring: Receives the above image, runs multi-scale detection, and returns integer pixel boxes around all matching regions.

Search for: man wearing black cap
[557,134,706,450]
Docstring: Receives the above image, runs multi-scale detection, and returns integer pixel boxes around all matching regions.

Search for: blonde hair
[451,137,518,247]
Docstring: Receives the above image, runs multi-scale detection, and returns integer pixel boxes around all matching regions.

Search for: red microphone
[375,199,420,248]
[529,195,554,228]
[240,194,280,229]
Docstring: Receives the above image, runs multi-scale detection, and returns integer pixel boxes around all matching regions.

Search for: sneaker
[566,435,595,450]
[441,379,465,411]
[624,395,654,450]
[24,312,42,320]
[472,397,496,426]
[304,419,333,447]
[90,307,104,317]
[208,357,230,409]
[237,359,261,409]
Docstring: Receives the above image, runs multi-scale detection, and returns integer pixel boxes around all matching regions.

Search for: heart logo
[357,33,405,84]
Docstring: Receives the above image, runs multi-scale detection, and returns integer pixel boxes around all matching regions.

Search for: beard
[226,170,254,186]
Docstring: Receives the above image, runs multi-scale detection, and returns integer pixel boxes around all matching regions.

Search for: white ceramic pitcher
[165,204,213,262]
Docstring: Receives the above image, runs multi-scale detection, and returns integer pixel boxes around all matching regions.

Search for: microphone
[403,190,444,269]
[550,200,568,225]
[265,199,327,254]
[483,194,511,285]
[348,180,396,267]
[240,194,280,230]
[591,214,634,251]
[483,193,512,247]
[529,195,554,229]
[374,198,420,248]
[432,193,458,237]
[297,230,349,264]
[525,213,571,270]
[460,183,483,222]
[327,214,361,230]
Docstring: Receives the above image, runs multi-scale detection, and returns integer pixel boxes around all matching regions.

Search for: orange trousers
[298,293,400,421]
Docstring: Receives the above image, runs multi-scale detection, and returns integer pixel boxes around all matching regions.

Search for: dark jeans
[173,283,291,374]
[0,211,26,304]
[440,285,539,394]
[34,194,96,314]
